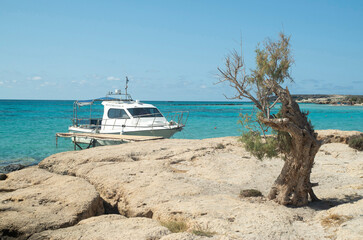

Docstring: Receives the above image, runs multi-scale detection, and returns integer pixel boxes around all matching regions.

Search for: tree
[218,33,322,206]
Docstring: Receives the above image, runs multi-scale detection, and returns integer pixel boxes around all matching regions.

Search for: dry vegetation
[160,220,188,233]
[348,135,363,151]
[321,214,353,228]
[160,220,216,237]
[240,189,263,198]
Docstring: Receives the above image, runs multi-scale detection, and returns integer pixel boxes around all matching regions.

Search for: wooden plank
[56,132,163,142]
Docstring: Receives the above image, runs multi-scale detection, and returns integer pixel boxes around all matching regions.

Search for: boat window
[108,108,130,119]
[127,108,163,118]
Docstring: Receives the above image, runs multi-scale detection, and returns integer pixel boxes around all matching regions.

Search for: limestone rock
[0,167,104,239]
[39,138,227,175]
[38,135,363,239]
[40,137,278,216]
[316,129,363,144]
[29,215,170,240]
[316,199,363,240]
[160,232,214,240]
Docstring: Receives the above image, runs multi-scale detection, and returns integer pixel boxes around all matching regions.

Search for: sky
[0,0,362,101]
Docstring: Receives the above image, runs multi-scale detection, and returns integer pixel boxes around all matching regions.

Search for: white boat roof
[101,100,156,109]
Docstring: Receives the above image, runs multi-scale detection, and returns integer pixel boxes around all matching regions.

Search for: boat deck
[56,132,164,150]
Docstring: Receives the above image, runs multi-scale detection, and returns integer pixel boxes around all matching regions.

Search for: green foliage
[231,34,302,161]
[276,131,292,157]
[161,220,188,233]
[238,112,269,136]
[348,135,363,151]
[239,131,278,160]
[238,107,295,161]
[250,33,294,102]
[238,113,254,131]
[239,189,263,198]
[345,96,363,104]
[192,227,215,237]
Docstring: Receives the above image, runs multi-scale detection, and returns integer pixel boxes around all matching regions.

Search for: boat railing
[71,111,189,131]
[165,111,189,127]
[132,112,162,128]
[132,111,189,129]
[73,118,103,129]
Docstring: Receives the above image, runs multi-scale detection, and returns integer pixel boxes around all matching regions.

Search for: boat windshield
[127,108,163,118]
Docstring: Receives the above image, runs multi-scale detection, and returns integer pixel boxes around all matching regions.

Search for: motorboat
[68,83,188,145]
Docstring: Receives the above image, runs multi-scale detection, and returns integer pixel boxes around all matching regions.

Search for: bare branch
[270,96,280,109]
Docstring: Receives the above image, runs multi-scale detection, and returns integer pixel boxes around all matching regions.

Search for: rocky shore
[1,130,362,239]
[292,94,363,105]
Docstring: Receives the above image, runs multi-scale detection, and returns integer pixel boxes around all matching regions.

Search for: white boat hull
[69,126,182,146]
[121,127,182,138]
[72,137,126,146]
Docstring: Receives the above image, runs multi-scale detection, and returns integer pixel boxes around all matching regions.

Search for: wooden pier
[56,132,164,150]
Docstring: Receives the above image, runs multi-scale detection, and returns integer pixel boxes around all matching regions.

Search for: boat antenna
[125,76,129,96]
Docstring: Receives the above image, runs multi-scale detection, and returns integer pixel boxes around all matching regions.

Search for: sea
[1,99,363,169]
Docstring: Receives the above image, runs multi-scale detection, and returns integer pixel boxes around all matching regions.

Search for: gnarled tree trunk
[260,85,322,206]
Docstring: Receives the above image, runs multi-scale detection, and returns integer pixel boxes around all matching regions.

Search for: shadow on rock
[308,194,363,211]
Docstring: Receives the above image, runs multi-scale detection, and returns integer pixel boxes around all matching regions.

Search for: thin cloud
[79,80,87,85]
[177,75,187,81]
[29,76,42,81]
[39,81,56,87]
[107,76,121,81]
[85,74,103,80]
[40,82,50,87]
[0,80,17,87]
[72,80,87,85]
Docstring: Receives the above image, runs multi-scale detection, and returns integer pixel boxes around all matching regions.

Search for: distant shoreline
[1,95,363,105]
[287,94,363,106]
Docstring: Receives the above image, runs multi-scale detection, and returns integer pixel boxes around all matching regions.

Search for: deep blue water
[0,99,362,167]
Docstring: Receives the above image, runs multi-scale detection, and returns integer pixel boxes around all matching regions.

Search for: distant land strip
[270,94,363,105]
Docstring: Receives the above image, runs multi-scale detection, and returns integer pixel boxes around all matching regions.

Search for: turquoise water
[1,100,362,168]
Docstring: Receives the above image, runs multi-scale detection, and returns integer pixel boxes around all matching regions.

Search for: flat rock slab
[0,167,104,239]
[316,199,363,240]
[40,137,273,216]
[39,136,363,239]
[29,215,170,240]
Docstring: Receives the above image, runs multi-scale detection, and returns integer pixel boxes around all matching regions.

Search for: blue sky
[0,0,362,101]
